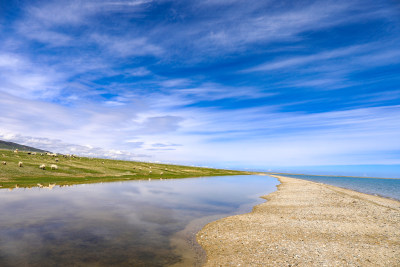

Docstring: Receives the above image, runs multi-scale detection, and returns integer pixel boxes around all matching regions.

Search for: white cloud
[246,44,400,73]
[135,116,185,135]
[242,43,400,91]
[0,131,150,159]
[0,83,399,167]
[0,0,398,171]
[190,1,369,53]
[126,67,152,77]
[159,79,192,88]
[102,0,153,7]
[91,33,163,57]
[169,82,276,102]
[0,52,67,100]
[245,45,365,72]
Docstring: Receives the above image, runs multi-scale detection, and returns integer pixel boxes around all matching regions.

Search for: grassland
[0,149,251,189]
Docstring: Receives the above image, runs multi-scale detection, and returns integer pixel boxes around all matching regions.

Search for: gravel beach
[197,175,400,266]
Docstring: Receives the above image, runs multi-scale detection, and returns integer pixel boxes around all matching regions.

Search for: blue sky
[0,0,399,177]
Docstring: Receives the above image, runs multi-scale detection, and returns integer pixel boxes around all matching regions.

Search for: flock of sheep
[0,149,66,171]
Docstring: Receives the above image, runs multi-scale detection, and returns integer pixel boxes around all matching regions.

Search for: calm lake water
[0,175,278,267]
[281,174,400,200]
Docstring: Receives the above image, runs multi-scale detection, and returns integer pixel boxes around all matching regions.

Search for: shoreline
[0,149,250,189]
[267,172,400,180]
[197,175,400,266]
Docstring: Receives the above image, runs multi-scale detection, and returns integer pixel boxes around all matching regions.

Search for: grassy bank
[0,149,250,189]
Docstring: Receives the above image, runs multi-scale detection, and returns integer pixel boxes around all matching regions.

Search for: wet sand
[197,175,400,266]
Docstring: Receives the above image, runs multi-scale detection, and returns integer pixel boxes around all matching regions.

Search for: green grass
[0,149,252,189]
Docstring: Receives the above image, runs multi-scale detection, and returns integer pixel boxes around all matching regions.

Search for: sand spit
[197,175,400,266]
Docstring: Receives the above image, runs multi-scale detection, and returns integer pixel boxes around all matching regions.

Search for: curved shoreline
[197,175,400,266]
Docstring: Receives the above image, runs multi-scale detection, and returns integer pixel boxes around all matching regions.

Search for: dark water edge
[0,175,279,267]
[279,174,400,201]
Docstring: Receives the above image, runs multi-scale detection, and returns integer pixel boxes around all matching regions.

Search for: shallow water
[0,175,278,267]
[281,174,400,200]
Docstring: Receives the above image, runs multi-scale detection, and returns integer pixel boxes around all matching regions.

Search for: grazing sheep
[32,152,37,155]
[18,161,23,167]
[14,149,18,154]
[39,164,46,170]
[55,158,59,162]
[160,172,163,175]
[102,162,104,164]
[2,161,6,165]
[27,152,31,155]
[51,164,58,170]
[48,184,56,190]
[149,170,152,173]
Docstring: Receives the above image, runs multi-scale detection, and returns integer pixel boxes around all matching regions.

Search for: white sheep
[2,161,6,165]
[18,161,23,167]
[39,164,46,170]
[51,164,58,170]
[48,183,56,190]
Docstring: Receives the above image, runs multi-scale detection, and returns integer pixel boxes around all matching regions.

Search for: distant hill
[0,140,48,153]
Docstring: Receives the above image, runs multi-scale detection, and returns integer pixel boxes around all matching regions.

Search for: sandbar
[197,175,400,266]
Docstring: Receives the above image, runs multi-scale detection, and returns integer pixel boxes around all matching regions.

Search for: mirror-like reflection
[0,175,279,266]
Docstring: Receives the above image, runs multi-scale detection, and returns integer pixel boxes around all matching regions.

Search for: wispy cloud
[246,43,400,73]
[91,34,163,57]
[169,83,276,103]
[0,53,66,100]
[0,131,150,159]
[151,143,182,148]
[245,45,367,72]
[0,0,399,173]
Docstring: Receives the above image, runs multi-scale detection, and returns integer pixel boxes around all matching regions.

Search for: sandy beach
[197,175,400,266]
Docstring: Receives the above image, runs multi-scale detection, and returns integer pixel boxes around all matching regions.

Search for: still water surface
[0,175,278,266]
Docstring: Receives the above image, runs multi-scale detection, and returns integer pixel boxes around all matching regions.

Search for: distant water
[280,174,400,201]
[0,175,278,266]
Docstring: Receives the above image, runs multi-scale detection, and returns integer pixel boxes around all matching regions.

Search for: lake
[280,174,400,200]
[0,175,279,266]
